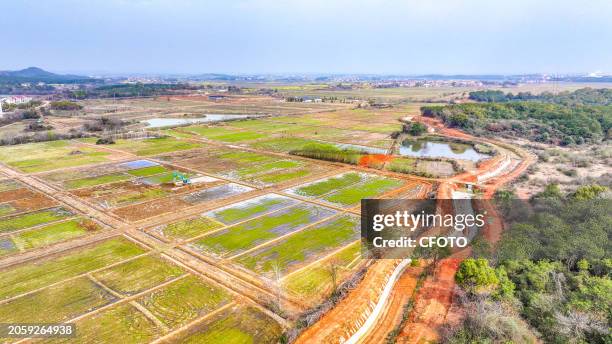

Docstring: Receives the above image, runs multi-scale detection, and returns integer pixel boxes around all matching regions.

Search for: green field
[0,140,112,173]
[92,255,184,295]
[0,277,116,323]
[55,303,162,343]
[235,215,360,275]
[194,204,336,257]
[184,125,241,138]
[106,137,202,156]
[284,242,361,299]
[251,137,336,153]
[0,207,74,233]
[6,218,99,253]
[322,176,404,206]
[126,165,168,177]
[158,216,224,241]
[255,168,311,184]
[207,195,296,225]
[213,131,266,142]
[138,275,231,328]
[217,150,276,164]
[0,237,145,299]
[176,305,283,344]
[235,160,301,177]
[292,172,362,197]
[185,125,265,142]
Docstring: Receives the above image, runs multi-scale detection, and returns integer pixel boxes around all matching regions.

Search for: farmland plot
[0,237,145,300]
[0,218,102,257]
[0,207,74,234]
[234,215,360,277]
[283,242,362,303]
[191,203,337,257]
[137,275,232,328]
[0,140,119,173]
[205,194,299,225]
[152,216,224,241]
[166,304,283,344]
[92,255,185,295]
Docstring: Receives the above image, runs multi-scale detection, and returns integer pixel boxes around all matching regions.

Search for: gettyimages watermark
[361,199,496,259]
[361,197,612,260]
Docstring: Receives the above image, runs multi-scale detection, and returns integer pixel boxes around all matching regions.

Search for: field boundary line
[130,301,171,333]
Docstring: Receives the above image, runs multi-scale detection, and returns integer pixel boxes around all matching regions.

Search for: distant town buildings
[2,95,33,105]
[0,96,33,117]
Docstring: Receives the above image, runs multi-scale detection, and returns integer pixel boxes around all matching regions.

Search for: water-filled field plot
[205,194,299,226]
[190,203,337,258]
[148,193,296,243]
[234,214,360,278]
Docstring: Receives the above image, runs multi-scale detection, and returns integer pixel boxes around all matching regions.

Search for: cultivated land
[0,83,546,343]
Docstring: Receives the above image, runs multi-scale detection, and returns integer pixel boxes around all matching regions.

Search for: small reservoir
[143,114,258,128]
[399,138,489,162]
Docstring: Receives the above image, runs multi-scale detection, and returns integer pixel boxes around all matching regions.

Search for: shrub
[49,100,83,111]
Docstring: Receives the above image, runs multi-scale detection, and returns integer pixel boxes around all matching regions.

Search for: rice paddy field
[0,94,437,343]
[0,236,284,343]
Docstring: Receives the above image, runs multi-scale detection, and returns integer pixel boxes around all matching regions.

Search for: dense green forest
[444,186,611,343]
[469,88,612,106]
[421,102,612,145]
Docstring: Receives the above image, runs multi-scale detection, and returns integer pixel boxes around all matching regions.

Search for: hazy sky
[3,0,612,75]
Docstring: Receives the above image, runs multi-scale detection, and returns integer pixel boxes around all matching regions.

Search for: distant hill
[0,67,96,83]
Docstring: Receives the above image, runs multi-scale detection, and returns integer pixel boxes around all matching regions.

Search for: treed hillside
[468,88,612,106]
[444,186,611,344]
[421,102,612,145]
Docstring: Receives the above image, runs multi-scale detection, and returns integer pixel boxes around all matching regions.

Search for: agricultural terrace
[0,236,284,343]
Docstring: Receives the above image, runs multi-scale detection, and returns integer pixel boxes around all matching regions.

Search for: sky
[3,0,612,75]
